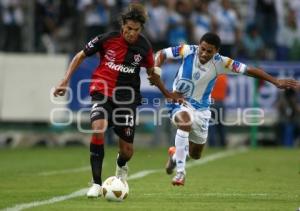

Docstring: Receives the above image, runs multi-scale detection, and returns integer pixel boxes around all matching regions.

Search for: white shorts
[169,103,211,145]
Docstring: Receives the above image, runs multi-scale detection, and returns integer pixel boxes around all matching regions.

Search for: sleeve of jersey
[163,44,191,59]
[142,48,154,68]
[83,36,102,57]
[216,55,247,75]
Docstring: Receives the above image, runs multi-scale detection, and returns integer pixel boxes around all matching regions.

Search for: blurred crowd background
[1,0,300,60]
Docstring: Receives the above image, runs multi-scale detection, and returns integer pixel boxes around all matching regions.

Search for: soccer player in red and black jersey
[53,3,181,197]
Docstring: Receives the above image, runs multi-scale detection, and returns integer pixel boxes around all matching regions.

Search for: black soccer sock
[90,143,104,185]
[117,153,128,167]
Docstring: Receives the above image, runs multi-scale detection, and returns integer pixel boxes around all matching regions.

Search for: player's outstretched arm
[53,50,86,97]
[245,66,300,90]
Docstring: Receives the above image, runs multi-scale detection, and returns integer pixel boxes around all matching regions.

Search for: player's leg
[171,110,192,186]
[87,119,107,198]
[188,109,210,159]
[189,141,205,160]
[87,96,111,198]
[113,106,136,181]
[166,142,205,174]
[115,138,133,181]
[165,104,192,172]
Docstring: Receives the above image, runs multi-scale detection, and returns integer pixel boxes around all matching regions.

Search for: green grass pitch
[0,147,299,211]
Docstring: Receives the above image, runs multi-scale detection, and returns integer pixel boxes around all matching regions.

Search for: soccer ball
[102,176,129,202]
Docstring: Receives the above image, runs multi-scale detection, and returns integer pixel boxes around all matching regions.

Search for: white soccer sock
[172,151,190,162]
[174,129,189,173]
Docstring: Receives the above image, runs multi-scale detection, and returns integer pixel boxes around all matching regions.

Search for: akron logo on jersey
[105,62,135,73]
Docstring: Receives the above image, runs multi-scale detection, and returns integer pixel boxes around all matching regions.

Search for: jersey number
[125,115,134,127]
[175,79,194,96]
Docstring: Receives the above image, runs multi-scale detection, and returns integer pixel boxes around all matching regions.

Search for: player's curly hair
[200,32,221,49]
[121,3,148,26]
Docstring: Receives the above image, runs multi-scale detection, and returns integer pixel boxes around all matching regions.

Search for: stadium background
[0,1,300,211]
[0,0,299,148]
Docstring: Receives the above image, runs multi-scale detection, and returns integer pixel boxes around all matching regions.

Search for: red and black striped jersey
[83,31,154,104]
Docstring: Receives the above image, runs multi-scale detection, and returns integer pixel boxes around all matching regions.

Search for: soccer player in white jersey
[154,32,300,186]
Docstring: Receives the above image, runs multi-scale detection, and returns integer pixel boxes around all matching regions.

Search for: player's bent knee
[92,119,108,134]
[92,124,106,139]
[175,112,192,132]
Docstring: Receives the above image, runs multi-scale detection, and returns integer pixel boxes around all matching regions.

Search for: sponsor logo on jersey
[193,71,200,80]
[105,62,135,73]
[214,54,222,61]
[87,41,94,48]
[104,50,116,62]
[232,61,241,73]
[87,37,99,48]
[124,127,133,136]
[131,53,142,66]
[175,79,194,97]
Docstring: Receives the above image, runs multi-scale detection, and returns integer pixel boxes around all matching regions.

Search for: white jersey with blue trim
[163,44,247,109]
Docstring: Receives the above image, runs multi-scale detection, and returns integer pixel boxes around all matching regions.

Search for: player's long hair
[121,3,148,27]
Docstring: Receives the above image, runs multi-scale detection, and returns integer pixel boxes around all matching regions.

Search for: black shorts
[90,92,137,143]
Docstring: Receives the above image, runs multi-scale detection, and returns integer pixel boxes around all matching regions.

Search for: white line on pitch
[2,148,247,211]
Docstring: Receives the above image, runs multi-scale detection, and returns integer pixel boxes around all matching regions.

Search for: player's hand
[275,79,300,90]
[147,71,160,86]
[167,91,185,104]
[53,80,68,97]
